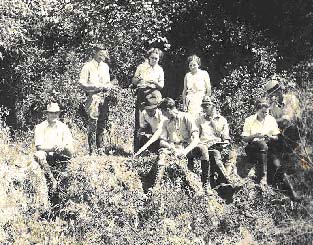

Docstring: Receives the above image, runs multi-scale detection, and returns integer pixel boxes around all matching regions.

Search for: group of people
[33,45,302,209]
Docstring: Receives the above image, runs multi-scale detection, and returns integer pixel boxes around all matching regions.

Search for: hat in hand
[45,102,61,113]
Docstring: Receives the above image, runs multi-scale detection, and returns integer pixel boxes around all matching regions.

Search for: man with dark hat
[34,102,74,208]
[242,98,300,200]
[138,100,165,153]
[193,96,237,190]
[79,44,115,154]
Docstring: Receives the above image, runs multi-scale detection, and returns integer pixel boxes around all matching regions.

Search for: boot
[283,174,301,202]
[259,153,268,186]
[88,132,97,155]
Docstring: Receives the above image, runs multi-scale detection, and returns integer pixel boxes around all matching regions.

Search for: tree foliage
[0,0,312,141]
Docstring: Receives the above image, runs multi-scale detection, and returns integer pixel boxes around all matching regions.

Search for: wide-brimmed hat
[265,79,281,94]
[45,102,61,113]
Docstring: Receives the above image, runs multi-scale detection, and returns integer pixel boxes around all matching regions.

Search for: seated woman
[182,55,211,117]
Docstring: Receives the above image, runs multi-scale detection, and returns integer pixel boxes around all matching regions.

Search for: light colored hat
[45,102,61,113]
[265,79,281,93]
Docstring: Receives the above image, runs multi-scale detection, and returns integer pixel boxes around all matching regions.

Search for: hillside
[0,131,312,244]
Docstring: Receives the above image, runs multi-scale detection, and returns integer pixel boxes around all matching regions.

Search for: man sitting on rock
[241,98,300,201]
[192,96,238,190]
[154,98,205,195]
[34,102,74,208]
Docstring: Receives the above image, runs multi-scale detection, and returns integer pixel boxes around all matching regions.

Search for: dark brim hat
[201,96,216,106]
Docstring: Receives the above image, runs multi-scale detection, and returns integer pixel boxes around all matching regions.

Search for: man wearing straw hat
[265,77,301,152]
[34,102,74,209]
[79,44,115,154]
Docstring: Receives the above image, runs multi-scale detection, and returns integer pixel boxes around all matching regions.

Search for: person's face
[148,53,160,66]
[162,108,175,119]
[269,89,282,104]
[257,106,269,120]
[47,112,60,124]
[202,102,214,116]
[94,50,108,62]
[146,108,156,117]
[189,60,199,73]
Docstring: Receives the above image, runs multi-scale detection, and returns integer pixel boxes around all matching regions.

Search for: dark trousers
[46,154,69,210]
[187,145,210,187]
[87,97,109,153]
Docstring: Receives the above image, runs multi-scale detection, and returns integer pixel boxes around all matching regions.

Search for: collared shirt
[196,112,230,143]
[134,60,164,89]
[241,114,280,137]
[139,109,165,133]
[79,59,111,89]
[35,120,73,150]
[160,112,199,144]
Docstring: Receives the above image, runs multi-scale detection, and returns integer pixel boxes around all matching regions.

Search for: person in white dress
[182,55,211,117]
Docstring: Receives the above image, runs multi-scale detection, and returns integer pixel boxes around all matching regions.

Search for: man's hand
[175,150,187,159]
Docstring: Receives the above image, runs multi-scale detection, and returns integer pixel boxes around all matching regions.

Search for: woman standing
[132,48,164,152]
[182,55,211,117]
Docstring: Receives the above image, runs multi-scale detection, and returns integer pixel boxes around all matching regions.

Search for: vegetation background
[0,0,312,244]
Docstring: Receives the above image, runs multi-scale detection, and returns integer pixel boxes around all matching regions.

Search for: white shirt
[139,109,165,133]
[241,114,280,137]
[134,60,164,88]
[35,120,73,149]
[79,59,111,88]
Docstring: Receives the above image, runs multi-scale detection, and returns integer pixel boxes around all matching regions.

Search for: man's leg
[34,151,57,191]
[96,98,109,150]
[154,150,168,188]
[88,118,98,154]
[245,141,268,184]
[187,144,211,194]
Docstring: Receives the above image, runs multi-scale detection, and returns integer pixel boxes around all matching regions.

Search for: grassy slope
[0,89,312,244]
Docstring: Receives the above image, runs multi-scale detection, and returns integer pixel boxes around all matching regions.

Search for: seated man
[194,96,237,189]
[241,98,300,200]
[154,98,206,195]
[34,102,74,207]
[138,101,165,153]
[265,78,301,153]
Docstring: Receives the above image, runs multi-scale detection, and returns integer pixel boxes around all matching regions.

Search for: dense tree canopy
[0,0,312,138]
